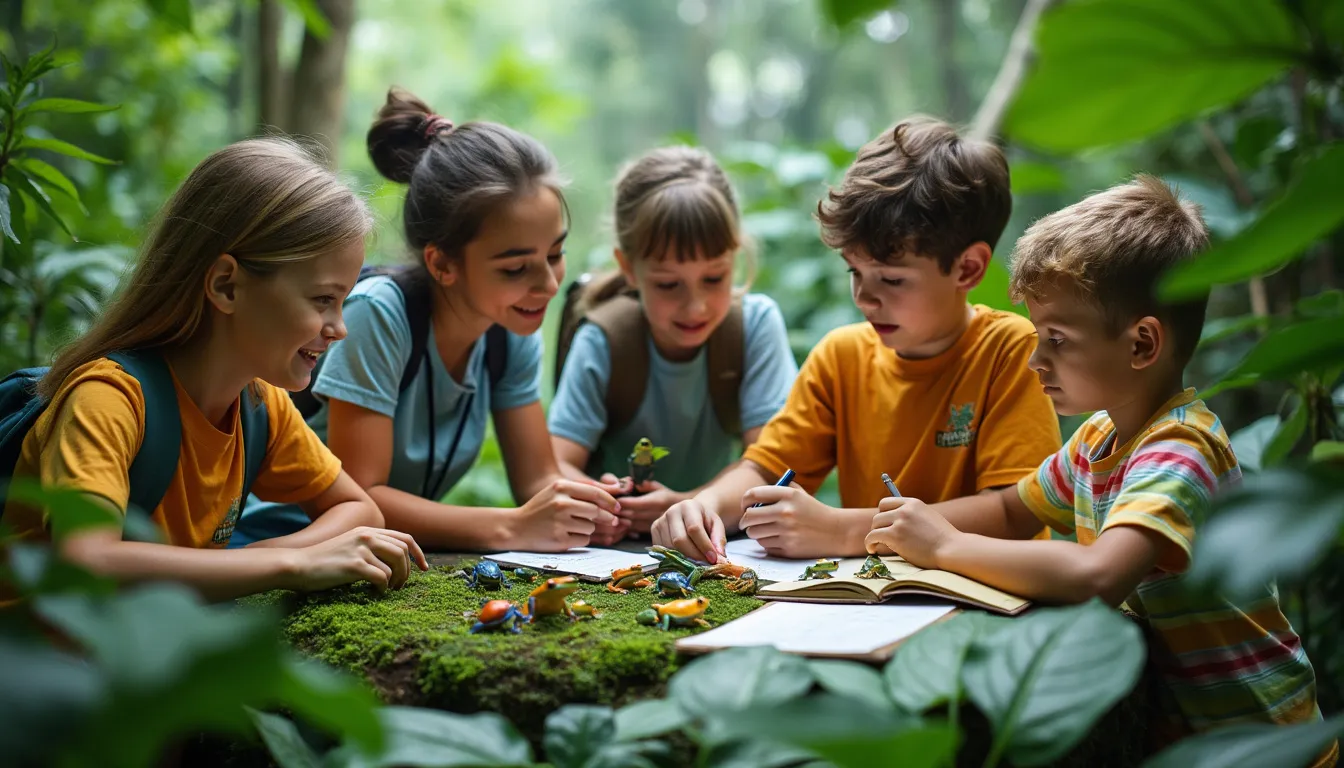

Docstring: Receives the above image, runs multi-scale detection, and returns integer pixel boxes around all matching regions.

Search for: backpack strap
[106,351,182,516]
[585,293,650,434]
[239,387,270,500]
[388,267,434,394]
[554,274,594,391]
[705,299,745,436]
[484,324,509,391]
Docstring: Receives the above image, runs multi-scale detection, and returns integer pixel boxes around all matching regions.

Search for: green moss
[245,562,762,742]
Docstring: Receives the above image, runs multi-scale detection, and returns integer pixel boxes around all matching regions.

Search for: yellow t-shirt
[743,306,1061,508]
[5,358,342,548]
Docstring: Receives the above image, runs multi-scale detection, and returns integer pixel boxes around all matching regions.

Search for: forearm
[369,485,511,551]
[930,488,1040,540]
[62,539,298,602]
[936,534,1119,605]
[249,500,383,550]
[693,462,770,530]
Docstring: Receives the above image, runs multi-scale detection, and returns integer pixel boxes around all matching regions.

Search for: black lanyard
[420,348,474,500]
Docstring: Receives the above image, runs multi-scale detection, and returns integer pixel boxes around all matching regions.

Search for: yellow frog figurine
[523,576,581,623]
[635,596,711,631]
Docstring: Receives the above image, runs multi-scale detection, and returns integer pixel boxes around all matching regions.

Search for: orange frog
[607,564,652,594]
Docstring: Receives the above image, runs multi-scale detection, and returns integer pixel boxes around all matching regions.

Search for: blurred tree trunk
[227,2,247,138]
[932,0,969,121]
[257,0,287,132]
[288,0,355,166]
[970,0,1056,142]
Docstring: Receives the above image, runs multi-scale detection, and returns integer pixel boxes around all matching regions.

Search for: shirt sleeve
[1099,424,1214,573]
[36,371,145,516]
[741,333,839,494]
[738,294,799,432]
[1016,422,1090,535]
[976,332,1063,490]
[491,331,543,411]
[249,383,343,505]
[311,288,411,418]
[547,323,613,451]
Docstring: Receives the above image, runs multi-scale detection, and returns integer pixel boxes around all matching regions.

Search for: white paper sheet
[723,538,858,583]
[676,601,956,659]
[486,547,656,582]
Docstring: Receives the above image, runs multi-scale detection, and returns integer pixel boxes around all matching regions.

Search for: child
[234,88,620,552]
[548,146,798,544]
[3,138,427,600]
[652,116,1061,562]
[866,176,1334,763]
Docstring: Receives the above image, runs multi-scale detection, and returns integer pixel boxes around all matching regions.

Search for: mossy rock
[245,562,762,744]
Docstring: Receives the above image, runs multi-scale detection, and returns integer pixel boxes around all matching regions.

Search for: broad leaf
[703,739,820,768]
[276,656,384,754]
[3,481,120,537]
[248,709,323,768]
[669,646,815,715]
[0,183,15,243]
[335,706,532,768]
[962,600,1145,766]
[1161,144,1344,299]
[1219,316,1344,384]
[1228,415,1279,473]
[1142,713,1344,768]
[17,136,117,165]
[807,659,893,710]
[544,705,616,768]
[1185,466,1344,599]
[1262,395,1306,467]
[0,637,106,765]
[817,0,894,28]
[885,611,1007,713]
[1010,161,1066,196]
[1311,441,1344,465]
[803,724,959,768]
[20,97,118,115]
[1005,0,1304,152]
[613,698,690,742]
[5,542,116,597]
[1197,313,1268,350]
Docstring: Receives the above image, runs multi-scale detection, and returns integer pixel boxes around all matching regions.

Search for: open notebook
[485,548,656,583]
[757,555,1031,616]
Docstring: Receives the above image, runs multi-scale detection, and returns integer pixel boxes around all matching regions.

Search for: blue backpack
[0,350,269,520]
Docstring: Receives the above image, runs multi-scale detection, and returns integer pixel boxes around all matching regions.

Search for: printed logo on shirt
[935,402,977,448]
[212,496,242,546]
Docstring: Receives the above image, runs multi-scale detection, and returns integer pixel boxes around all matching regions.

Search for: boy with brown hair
[651,116,1061,562]
[866,176,1333,762]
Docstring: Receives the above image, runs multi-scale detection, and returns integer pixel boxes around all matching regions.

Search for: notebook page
[676,601,955,658]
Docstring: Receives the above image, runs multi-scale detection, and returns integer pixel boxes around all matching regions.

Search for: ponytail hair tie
[422,114,453,141]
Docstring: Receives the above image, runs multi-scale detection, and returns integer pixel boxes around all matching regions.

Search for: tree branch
[1197,120,1269,318]
[969,0,1056,142]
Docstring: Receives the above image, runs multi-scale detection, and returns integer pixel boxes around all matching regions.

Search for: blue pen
[749,468,796,508]
[881,472,902,498]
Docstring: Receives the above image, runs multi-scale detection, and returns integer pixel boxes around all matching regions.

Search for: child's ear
[424,244,457,287]
[953,242,991,290]
[204,254,242,314]
[1131,316,1164,370]
[613,248,637,285]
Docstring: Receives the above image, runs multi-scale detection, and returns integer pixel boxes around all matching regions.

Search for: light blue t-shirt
[547,293,797,492]
[232,275,542,546]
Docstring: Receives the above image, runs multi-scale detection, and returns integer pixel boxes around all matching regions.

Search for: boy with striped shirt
[865,176,1333,764]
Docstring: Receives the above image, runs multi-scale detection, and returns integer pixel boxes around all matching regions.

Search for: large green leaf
[1160,144,1344,299]
[33,585,381,767]
[1262,394,1307,467]
[1219,316,1344,384]
[0,637,106,765]
[817,0,894,28]
[1142,713,1344,768]
[703,739,820,768]
[335,706,532,768]
[803,724,959,768]
[1185,465,1344,599]
[1005,0,1305,153]
[0,183,15,243]
[1312,441,1344,464]
[962,600,1145,767]
[669,646,816,715]
[613,698,690,742]
[5,542,116,597]
[248,709,324,768]
[807,659,893,711]
[544,705,616,768]
[1228,415,1279,472]
[20,97,118,115]
[17,136,118,165]
[3,481,120,537]
[1010,161,1067,196]
[884,611,1007,713]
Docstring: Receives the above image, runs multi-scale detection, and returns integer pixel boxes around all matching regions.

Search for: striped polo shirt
[1017,389,1324,733]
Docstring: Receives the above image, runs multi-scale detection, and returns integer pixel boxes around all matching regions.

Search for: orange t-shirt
[743,306,1061,509]
[5,358,342,548]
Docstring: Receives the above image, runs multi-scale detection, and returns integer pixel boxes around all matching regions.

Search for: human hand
[619,480,686,535]
[650,498,726,564]
[511,478,622,551]
[738,485,848,558]
[290,527,428,593]
[865,496,955,568]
